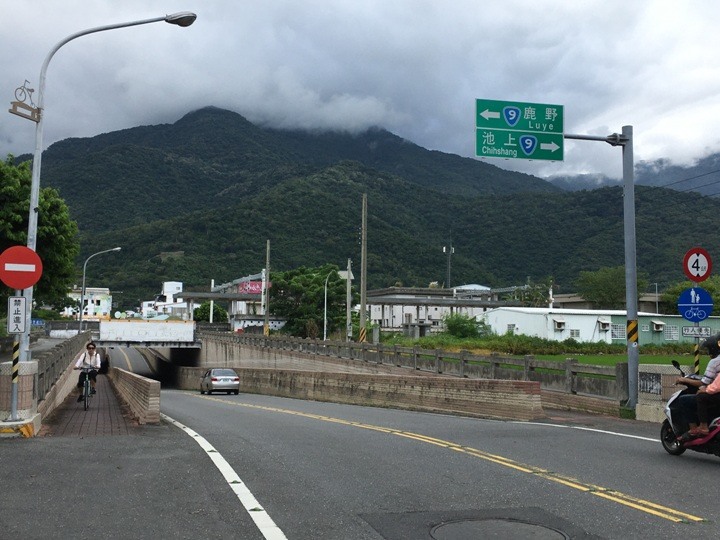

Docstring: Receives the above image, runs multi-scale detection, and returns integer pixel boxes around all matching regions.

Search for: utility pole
[359,194,367,342]
[264,239,270,336]
[443,245,454,288]
[346,258,352,342]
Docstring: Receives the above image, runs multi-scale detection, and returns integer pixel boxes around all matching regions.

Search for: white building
[482,307,621,343]
[142,281,199,319]
[368,285,498,335]
[63,287,113,321]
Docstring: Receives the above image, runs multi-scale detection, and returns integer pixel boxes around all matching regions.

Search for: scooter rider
[674,333,720,436]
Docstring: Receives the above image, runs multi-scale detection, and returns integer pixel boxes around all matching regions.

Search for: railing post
[460,349,467,378]
[435,349,441,374]
[490,352,498,379]
[523,355,533,381]
[615,362,630,403]
[565,358,577,394]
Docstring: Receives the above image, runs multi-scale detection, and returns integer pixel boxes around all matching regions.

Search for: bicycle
[14,80,35,105]
[76,367,96,411]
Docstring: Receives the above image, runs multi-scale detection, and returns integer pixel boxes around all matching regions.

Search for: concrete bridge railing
[198,332,628,416]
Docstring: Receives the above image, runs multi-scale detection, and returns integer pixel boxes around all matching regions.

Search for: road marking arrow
[479,109,500,121]
[540,141,560,152]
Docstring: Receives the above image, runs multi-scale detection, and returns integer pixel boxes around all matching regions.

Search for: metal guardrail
[201,332,629,403]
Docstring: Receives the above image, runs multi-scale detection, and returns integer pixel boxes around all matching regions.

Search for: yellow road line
[191,394,705,524]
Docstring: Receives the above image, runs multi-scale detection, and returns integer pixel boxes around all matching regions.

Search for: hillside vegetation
[16,107,720,309]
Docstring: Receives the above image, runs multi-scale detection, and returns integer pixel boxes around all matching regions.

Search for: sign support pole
[565,127,638,408]
[7,291,23,421]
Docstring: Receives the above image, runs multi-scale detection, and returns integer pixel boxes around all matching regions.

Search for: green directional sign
[476,128,563,161]
[475,98,564,161]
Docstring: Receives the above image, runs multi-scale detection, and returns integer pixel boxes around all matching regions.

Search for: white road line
[517,421,658,442]
[161,413,288,540]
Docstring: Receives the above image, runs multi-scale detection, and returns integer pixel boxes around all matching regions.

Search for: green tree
[443,313,482,338]
[0,155,79,311]
[575,265,648,309]
[270,264,353,338]
[193,301,228,322]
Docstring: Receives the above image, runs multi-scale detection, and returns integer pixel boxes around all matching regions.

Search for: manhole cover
[431,518,569,539]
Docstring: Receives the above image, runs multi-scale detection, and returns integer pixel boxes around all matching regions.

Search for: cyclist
[74,342,101,402]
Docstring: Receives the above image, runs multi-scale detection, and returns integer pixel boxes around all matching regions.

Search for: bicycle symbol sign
[677,287,713,322]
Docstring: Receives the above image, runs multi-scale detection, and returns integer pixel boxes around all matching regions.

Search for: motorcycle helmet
[701,333,720,358]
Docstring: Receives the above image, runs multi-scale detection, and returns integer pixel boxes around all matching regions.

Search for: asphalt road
[156,390,719,539]
[3,350,720,539]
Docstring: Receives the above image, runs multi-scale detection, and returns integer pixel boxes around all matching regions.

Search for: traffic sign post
[679,247,713,374]
[475,98,564,161]
[0,246,43,290]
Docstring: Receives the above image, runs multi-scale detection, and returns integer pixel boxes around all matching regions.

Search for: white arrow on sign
[540,141,560,152]
[479,109,500,121]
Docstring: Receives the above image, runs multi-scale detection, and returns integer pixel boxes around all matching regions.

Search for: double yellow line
[195,395,705,524]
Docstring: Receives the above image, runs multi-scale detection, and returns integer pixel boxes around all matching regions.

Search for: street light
[323,272,332,341]
[12,12,196,361]
[79,247,121,332]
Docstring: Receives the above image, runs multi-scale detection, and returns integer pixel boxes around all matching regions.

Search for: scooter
[660,360,720,457]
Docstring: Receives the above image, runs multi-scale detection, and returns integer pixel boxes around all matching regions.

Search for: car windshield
[213,369,237,377]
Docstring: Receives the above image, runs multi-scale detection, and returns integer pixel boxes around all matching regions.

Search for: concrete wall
[178,366,544,421]
[0,360,38,419]
[108,367,160,424]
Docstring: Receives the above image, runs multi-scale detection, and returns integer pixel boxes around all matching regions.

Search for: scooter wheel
[661,419,686,456]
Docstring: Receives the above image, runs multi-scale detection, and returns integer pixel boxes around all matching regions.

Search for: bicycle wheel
[84,379,90,411]
[14,87,27,102]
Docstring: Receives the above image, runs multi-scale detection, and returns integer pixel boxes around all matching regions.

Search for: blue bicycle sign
[677,287,713,322]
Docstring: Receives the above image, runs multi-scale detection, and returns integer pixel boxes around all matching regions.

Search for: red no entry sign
[0,246,43,289]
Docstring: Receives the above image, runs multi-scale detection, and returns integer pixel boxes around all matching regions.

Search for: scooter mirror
[672,360,681,369]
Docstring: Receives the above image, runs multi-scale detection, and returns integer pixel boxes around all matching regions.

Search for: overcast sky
[2,0,719,181]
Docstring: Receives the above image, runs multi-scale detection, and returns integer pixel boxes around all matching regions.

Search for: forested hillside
[15,107,720,310]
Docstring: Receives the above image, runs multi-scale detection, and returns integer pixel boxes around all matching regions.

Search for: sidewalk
[38,372,137,437]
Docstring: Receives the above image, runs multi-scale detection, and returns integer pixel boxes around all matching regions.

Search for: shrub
[443,313,480,339]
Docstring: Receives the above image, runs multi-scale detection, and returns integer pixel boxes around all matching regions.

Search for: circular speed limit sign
[683,247,712,282]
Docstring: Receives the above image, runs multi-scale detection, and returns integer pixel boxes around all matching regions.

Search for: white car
[200,368,240,395]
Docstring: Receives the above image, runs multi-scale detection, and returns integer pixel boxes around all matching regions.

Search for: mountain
[38,106,558,232]
[21,107,720,309]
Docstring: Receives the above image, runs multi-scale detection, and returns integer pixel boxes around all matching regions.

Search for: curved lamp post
[79,247,121,332]
[16,12,196,359]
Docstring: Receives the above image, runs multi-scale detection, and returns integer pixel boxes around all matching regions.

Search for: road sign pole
[564,127,638,408]
[8,292,22,421]
[621,126,639,409]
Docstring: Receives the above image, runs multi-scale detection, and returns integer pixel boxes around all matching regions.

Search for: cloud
[2,0,720,181]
